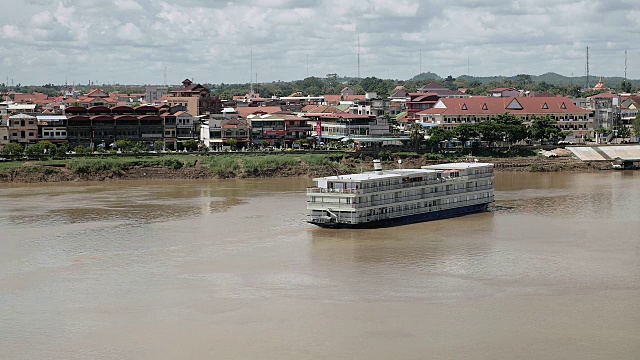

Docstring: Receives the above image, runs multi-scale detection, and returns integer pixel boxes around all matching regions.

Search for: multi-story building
[145,86,168,104]
[8,113,38,144]
[0,117,9,148]
[349,93,394,117]
[305,113,390,141]
[620,96,639,134]
[201,118,251,150]
[174,111,196,148]
[65,105,163,148]
[418,96,593,138]
[7,103,37,115]
[487,87,520,97]
[587,93,619,130]
[37,115,68,143]
[161,113,177,150]
[166,79,221,116]
[248,112,309,148]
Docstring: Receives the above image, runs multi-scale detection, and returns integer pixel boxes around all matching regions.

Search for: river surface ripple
[1,172,639,359]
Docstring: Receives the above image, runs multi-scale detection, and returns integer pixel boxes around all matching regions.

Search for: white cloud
[114,0,143,11]
[30,10,53,27]
[0,25,20,39]
[117,22,144,41]
[0,0,638,84]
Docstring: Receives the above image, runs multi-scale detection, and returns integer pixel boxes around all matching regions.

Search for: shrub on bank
[68,156,190,175]
[202,153,346,177]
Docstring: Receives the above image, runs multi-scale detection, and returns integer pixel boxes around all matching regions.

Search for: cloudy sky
[1,0,638,85]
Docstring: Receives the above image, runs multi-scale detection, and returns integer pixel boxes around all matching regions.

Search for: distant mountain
[409,72,442,81]
[424,72,640,88]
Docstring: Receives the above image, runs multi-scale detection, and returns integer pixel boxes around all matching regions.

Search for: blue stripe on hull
[309,204,489,229]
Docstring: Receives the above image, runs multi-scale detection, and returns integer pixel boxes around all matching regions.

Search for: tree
[1,143,23,156]
[153,139,164,151]
[25,141,56,157]
[226,138,238,150]
[182,139,199,151]
[477,121,503,148]
[385,114,399,134]
[632,113,640,139]
[409,123,425,150]
[57,143,70,156]
[454,123,479,149]
[424,126,454,152]
[493,113,527,150]
[115,139,133,151]
[529,116,561,143]
[616,126,631,142]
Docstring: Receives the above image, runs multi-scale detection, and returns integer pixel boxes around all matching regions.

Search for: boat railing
[307,185,493,209]
[308,174,493,196]
[308,187,493,209]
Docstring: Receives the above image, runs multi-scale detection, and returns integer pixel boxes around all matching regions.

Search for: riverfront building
[418,96,593,138]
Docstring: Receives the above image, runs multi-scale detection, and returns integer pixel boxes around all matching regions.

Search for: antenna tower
[585,46,590,89]
[306,54,309,78]
[419,49,422,75]
[624,50,627,82]
[249,48,254,97]
[164,66,168,86]
[357,35,360,79]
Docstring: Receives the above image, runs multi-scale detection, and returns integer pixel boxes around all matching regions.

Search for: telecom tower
[624,50,627,82]
[585,46,590,89]
[357,35,361,79]
[164,66,168,86]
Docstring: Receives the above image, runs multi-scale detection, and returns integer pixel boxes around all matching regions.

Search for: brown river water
[1,172,639,359]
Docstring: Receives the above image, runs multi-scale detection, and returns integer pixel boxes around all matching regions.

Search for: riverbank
[0,153,613,183]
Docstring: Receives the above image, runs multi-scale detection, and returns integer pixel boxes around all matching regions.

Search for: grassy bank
[203,153,353,178]
[0,152,612,183]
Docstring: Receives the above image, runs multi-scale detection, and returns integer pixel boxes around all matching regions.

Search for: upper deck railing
[307,172,493,195]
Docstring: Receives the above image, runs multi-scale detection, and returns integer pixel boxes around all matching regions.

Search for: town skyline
[1,0,638,85]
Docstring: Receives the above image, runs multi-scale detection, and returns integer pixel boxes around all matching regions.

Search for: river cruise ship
[307,161,494,228]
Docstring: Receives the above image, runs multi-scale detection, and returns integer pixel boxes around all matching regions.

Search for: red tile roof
[323,94,341,105]
[301,105,347,113]
[418,96,591,116]
[236,106,282,118]
[589,92,616,99]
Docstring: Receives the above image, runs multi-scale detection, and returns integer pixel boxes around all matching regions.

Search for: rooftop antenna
[357,35,361,80]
